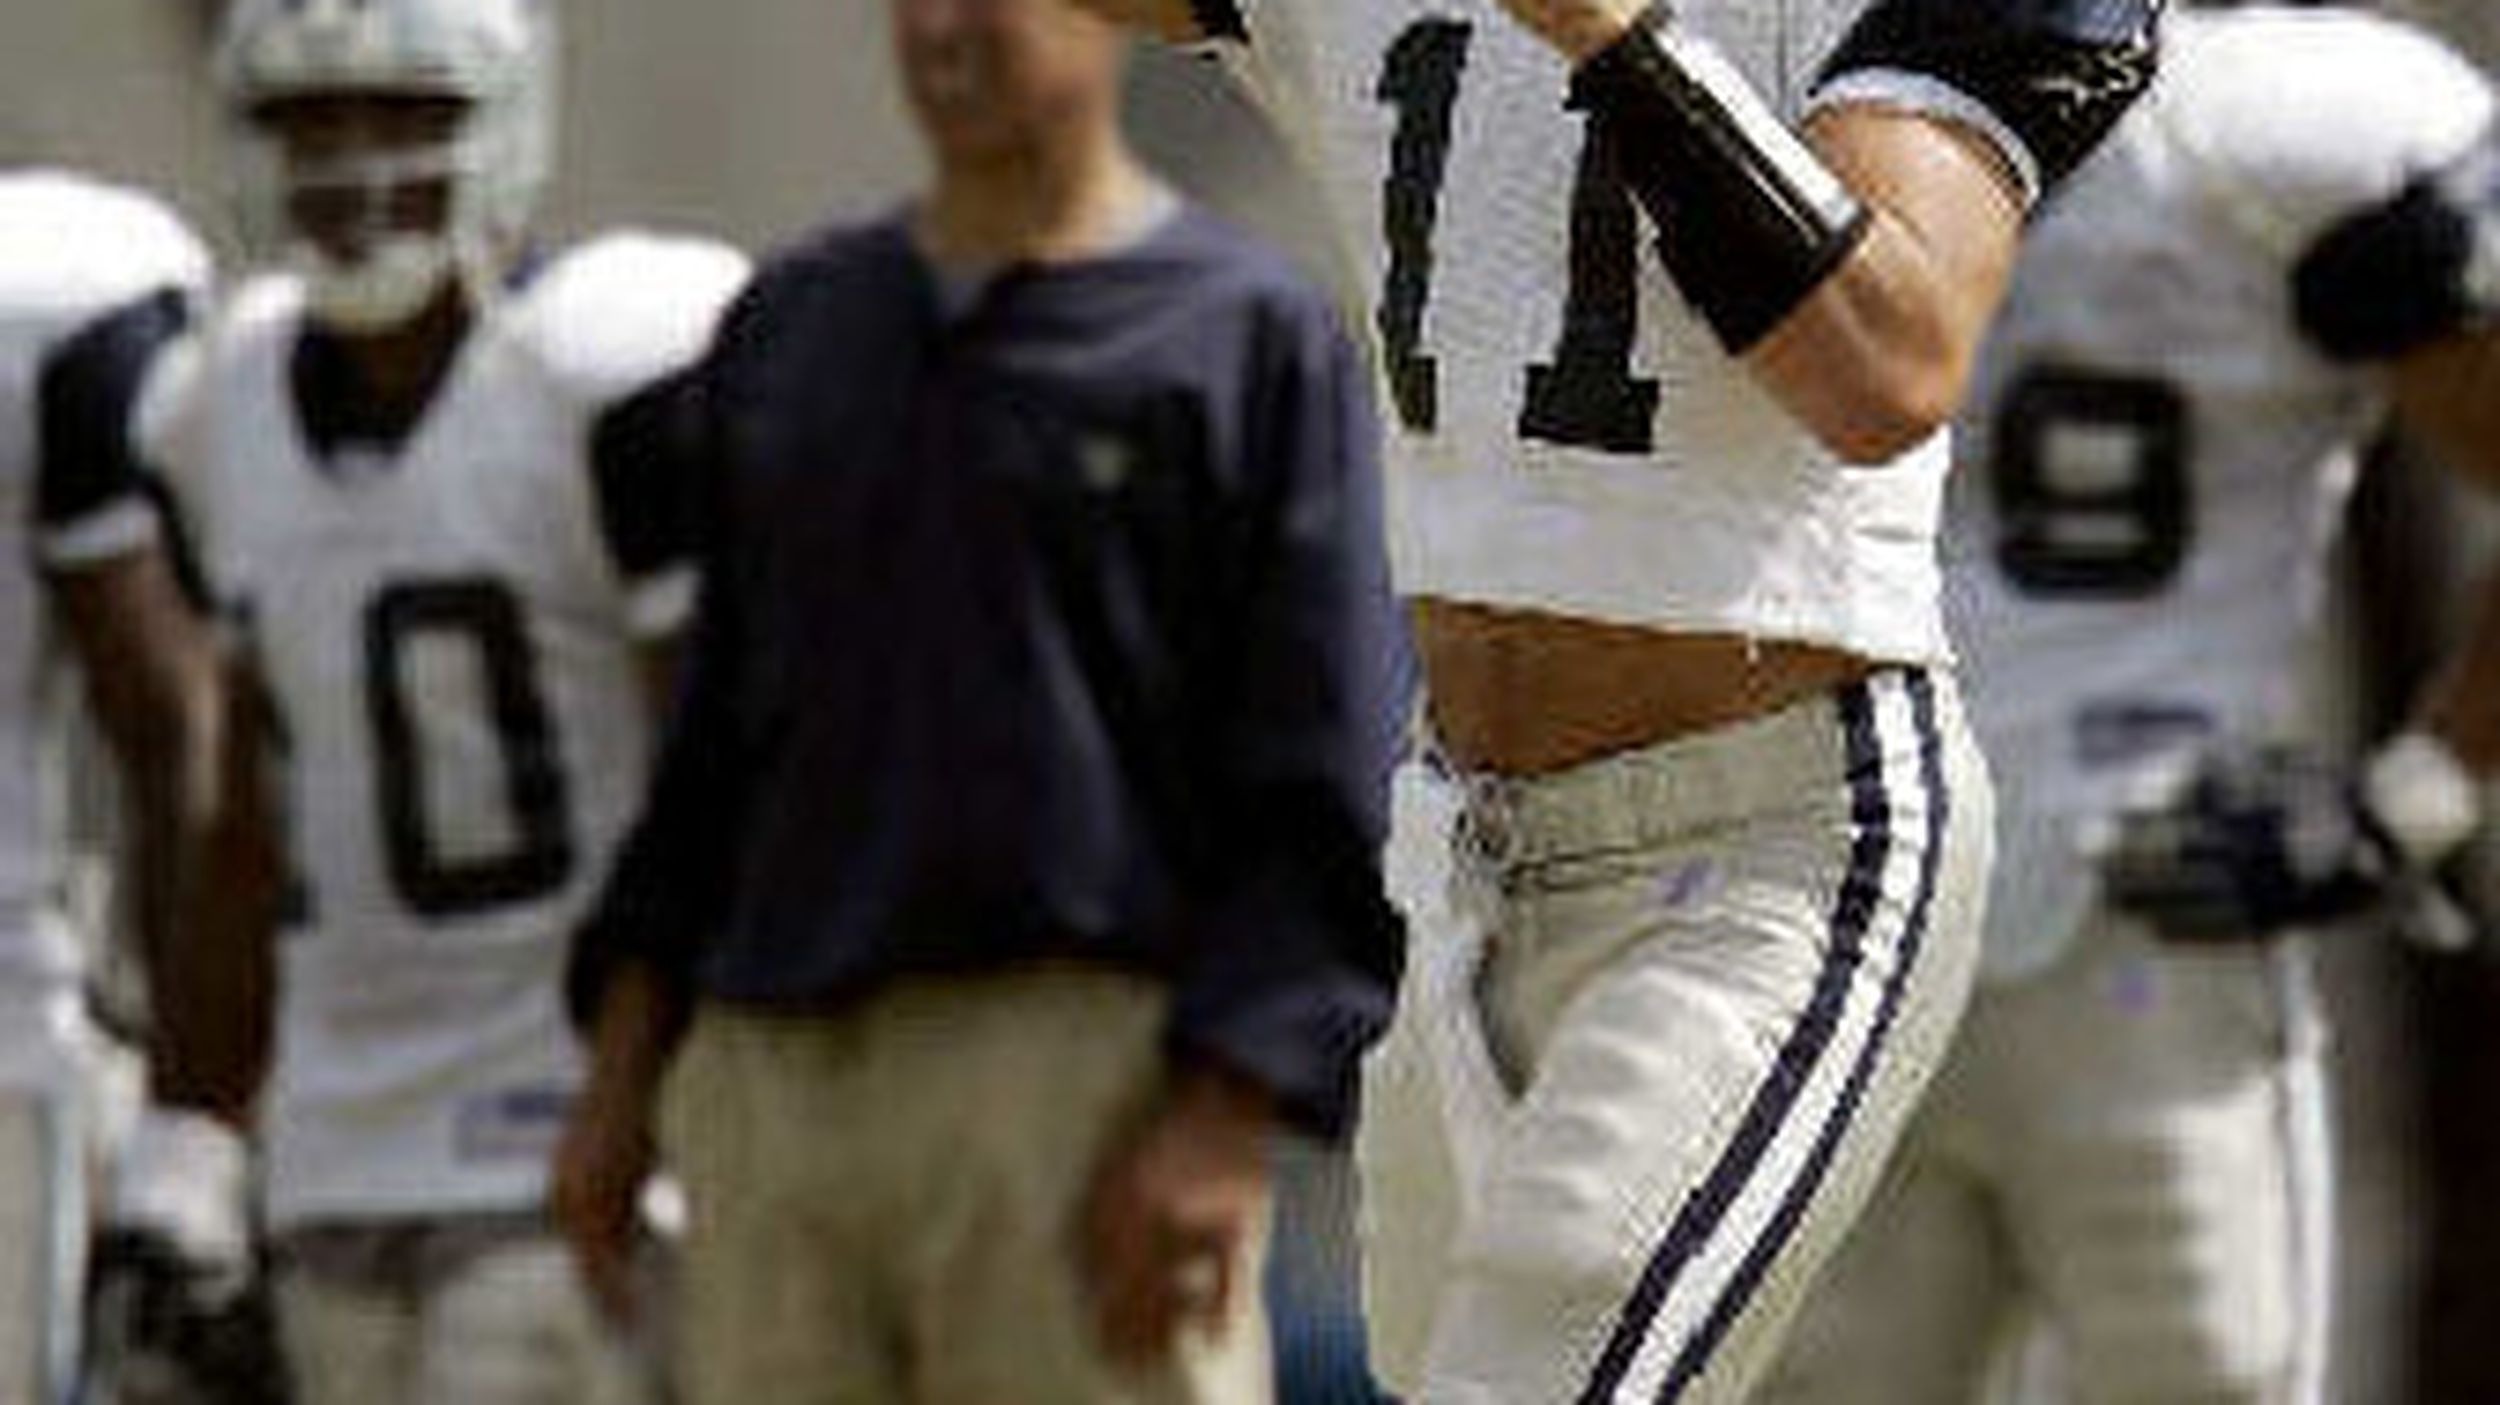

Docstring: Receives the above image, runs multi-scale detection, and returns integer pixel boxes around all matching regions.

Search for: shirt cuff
[1809,67,2043,212]
[624,568,698,641]
[37,498,161,571]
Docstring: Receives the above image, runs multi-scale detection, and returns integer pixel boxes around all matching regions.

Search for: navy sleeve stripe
[1815,0,2160,197]
[2294,134,2500,363]
[588,362,707,585]
[36,287,189,536]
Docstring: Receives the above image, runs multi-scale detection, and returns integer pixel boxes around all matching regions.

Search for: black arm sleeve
[1166,297,1413,1141]
[588,363,708,588]
[1572,9,1871,353]
[36,287,189,545]
[1816,0,2163,198]
[564,355,755,1025]
[2293,131,2500,363]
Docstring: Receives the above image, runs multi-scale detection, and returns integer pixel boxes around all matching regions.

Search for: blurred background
[8,2,2500,1401]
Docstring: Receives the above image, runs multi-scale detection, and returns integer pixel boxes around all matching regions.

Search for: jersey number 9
[1990,365,2193,598]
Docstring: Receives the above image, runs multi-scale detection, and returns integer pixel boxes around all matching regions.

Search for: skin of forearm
[52,557,260,1117]
[2391,330,2500,495]
[586,961,692,1111]
[2414,570,2500,776]
[158,667,285,1124]
[1745,110,2023,465]
[2384,329,2500,774]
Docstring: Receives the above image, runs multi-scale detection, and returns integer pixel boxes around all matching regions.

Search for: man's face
[250,90,468,262]
[891,0,1124,161]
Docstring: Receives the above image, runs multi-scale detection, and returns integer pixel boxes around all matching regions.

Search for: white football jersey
[1946,6,2496,980]
[145,233,747,1226]
[0,171,206,1026]
[1221,0,2027,659]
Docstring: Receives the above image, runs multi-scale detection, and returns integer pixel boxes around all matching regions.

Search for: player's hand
[1493,0,1650,62]
[89,1107,285,1405]
[2099,735,2480,945]
[549,1080,656,1328]
[1079,1064,1275,1368]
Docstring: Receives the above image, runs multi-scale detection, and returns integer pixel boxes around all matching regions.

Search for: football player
[0,163,278,1405]
[0,167,235,1405]
[1759,5,2500,1403]
[1070,0,2159,1399]
[134,2,747,1401]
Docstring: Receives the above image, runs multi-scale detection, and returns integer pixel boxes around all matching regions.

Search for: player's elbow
[1798,360,1961,466]
[1751,282,1974,466]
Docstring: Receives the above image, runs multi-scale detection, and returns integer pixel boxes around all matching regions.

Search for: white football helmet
[214,0,555,332]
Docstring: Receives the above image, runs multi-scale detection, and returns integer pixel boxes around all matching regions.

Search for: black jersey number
[364,577,578,918]
[1990,366,2193,598]
[1375,18,1659,455]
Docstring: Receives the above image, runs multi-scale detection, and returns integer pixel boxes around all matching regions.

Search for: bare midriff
[1415,599,1881,777]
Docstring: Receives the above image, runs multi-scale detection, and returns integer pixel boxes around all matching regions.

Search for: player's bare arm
[551,958,687,1325]
[1508,0,2025,460]
[551,635,689,1326]
[2320,126,2500,865]
[49,551,242,1116]
[1503,0,2151,464]
[2389,328,2500,497]
[2369,325,2500,837]
[1752,109,2022,464]
[2422,561,2500,780]
[146,654,286,1124]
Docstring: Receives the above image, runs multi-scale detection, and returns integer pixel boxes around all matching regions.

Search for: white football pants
[1757,914,2332,1405]
[0,931,107,1405]
[0,1083,82,1405]
[1361,667,1992,1404]
[276,1228,656,1405]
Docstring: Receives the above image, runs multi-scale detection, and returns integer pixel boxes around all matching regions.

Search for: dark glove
[84,1109,291,1404]
[2100,741,2391,942]
[2102,733,2485,947]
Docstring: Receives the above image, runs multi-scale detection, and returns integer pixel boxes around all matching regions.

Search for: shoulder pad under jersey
[2149,7,2493,248]
[0,170,209,329]
[500,231,751,413]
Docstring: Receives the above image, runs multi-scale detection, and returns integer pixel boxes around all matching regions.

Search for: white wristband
[2362,730,2482,868]
[110,1106,251,1270]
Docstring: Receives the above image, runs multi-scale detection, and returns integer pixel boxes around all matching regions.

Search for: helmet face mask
[253,92,471,331]
[216,0,554,334]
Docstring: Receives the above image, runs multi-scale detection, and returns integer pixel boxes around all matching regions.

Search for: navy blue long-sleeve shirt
[566,207,1411,1138]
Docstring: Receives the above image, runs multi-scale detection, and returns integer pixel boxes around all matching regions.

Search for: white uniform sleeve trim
[625,568,698,641]
[37,498,161,571]
[1810,68,2044,212]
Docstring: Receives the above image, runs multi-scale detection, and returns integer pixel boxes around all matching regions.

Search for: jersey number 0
[364,577,578,919]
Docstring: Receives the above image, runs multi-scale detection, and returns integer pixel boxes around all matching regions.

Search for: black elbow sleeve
[1571,5,1871,353]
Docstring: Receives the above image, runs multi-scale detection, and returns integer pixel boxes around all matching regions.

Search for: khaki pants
[662,968,1273,1405]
